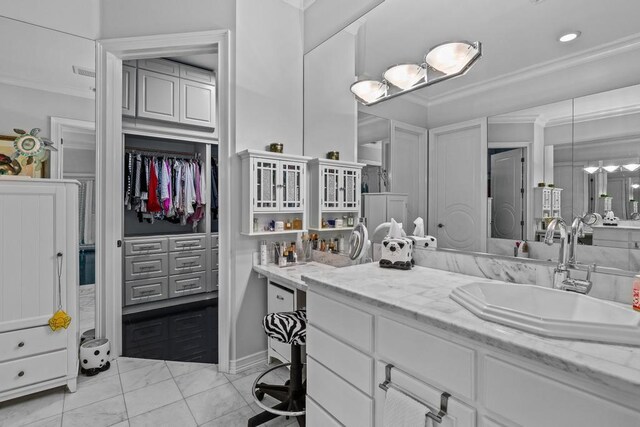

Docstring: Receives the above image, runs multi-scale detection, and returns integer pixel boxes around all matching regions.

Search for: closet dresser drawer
[0,326,67,363]
[169,235,206,251]
[169,272,206,297]
[169,250,206,274]
[124,277,169,306]
[125,254,168,280]
[211,248,219,270]
[0,350,67,393]
[211,233,219,248]
[125,237,168,256]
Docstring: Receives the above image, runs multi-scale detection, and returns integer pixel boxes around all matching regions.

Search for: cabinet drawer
[307,356,372,427]
[125,254,168,281]
[138,58,180,76]
[307,397,342,427]
[307,325,373,395]
[0,350,67,393]
[211,234,219,248]
[374,361,476,427]
[211,248,219,270]
[0,326,67,363]
[268,283,294,314]
[124,317,168,346]
[377,317,475,400]
[125,237,168,256]
[484,356,640,427]
[179,63,215,84]
[307,291,372,352]
[169,272,206,298]
[124,277,168,306]
[169,250,206,274]
[169,235,206,251]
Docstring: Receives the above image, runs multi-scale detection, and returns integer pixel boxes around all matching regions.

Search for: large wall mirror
[303,0,640,272]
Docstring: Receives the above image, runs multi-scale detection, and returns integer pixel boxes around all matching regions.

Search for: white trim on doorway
[95,30,232,372]
[50,117,95,179]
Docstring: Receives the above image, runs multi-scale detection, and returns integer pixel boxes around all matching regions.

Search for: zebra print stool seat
[248,310,307,427]
[262,310,307,345]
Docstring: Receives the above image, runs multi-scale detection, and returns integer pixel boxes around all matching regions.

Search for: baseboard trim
[229,350,268,375]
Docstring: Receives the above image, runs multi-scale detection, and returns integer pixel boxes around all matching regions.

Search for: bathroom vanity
[302,264,640,427]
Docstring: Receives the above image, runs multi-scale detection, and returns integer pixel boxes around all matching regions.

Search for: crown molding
[0,74,95,100]
[488,115,539,125]
[407,32,640,109]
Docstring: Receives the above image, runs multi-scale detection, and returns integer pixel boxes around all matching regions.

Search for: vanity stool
[248,310,306,427]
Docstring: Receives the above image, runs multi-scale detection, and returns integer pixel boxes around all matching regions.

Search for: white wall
[99,0,235,38]
[0,0,100,39]
[304,31,357,161]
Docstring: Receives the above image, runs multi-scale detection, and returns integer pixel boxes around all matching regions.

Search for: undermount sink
[450,282,640,346]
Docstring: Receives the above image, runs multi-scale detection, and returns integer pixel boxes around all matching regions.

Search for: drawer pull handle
[276,295,284,301]
[183,261,197,266]
[18,371,24,377]
[18,342,24,348]
[138,245,156,250]
[139,266,155,271]
[139,290,156,296]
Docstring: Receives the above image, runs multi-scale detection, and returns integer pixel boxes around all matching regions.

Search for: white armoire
[0,178,79,402]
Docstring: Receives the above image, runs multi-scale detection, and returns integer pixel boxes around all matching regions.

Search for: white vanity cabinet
[0,179,79,402]
[306,287,640,427]
[127,58,216,129]
[239,150,311,235]
[308,159,364,230]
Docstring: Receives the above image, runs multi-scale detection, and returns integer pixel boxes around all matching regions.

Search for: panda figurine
[379,236,414,270]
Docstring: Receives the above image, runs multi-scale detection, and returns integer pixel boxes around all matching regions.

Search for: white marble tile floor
[0,358,298,427]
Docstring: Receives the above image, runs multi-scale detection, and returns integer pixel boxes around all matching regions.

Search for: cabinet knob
[276,295,284,301]
[18,371,24,377]
[17,342,24,348]
[438,223,444,228]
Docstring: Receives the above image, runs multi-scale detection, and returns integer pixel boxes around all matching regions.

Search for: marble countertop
[253,261,336,291]
[302,263,640,395]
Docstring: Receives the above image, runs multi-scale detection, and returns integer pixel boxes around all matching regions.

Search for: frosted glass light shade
[583,166,599,174]
[623,163,640,172]
[383,64,427,90]
[602,165,620,173]
[350,80,388,103]
[425,42,479,75]
[632,184,640,189]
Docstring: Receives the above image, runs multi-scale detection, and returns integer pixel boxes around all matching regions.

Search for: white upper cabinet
[240,150,311,235]
[309,159,364,230]
[137,69,180,123]
[126,59,216,130]
[122,65,136,117]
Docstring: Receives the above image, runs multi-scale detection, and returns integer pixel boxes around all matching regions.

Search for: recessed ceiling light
[558,31,581,43]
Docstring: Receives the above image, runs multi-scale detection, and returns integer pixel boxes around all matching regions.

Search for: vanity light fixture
[351,41,482,106]
[558,31,581,43]
[602,165,620,173]
[623,163,640,172]
[583,166,600,174]
[632,184,640,189]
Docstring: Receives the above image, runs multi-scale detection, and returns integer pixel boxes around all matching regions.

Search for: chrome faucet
[544,217,595,294]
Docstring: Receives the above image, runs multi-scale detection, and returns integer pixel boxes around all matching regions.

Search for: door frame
[428,118,488,252]
[50,117,96,179]
[95,30,232,372]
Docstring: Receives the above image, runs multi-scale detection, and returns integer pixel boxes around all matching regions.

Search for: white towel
[383,387,429,427]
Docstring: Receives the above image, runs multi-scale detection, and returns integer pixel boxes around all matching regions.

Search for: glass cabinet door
[322,166,341,210]
[342,168,360,209]
[280,161,304,211]
[253,158,279,211]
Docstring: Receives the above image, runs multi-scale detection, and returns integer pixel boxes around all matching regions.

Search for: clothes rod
[125,148,201,159]
[378,364,450,424]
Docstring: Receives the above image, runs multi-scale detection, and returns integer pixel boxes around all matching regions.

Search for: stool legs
[248,345,306,427]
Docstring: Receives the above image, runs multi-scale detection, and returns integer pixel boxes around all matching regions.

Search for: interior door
[491,148,525,240]
[429,119,488,251]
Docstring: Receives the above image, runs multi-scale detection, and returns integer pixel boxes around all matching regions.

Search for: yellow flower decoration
[48,309,72,331]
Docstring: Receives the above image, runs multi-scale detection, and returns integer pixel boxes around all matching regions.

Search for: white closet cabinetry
[240,150,311,236]
[0,179,79,402]
[122,65,137,117]
[132,59,216,129]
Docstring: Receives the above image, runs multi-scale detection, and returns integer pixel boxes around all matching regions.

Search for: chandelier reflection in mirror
[350,41,482,106]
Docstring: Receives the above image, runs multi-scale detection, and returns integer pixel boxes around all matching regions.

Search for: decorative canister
[327,151,340,160]
[80,328,95,345]
[80,338,111,376]
[269,143,284,153]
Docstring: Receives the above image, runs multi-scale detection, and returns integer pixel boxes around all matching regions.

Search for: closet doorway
[96,31,231,371]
